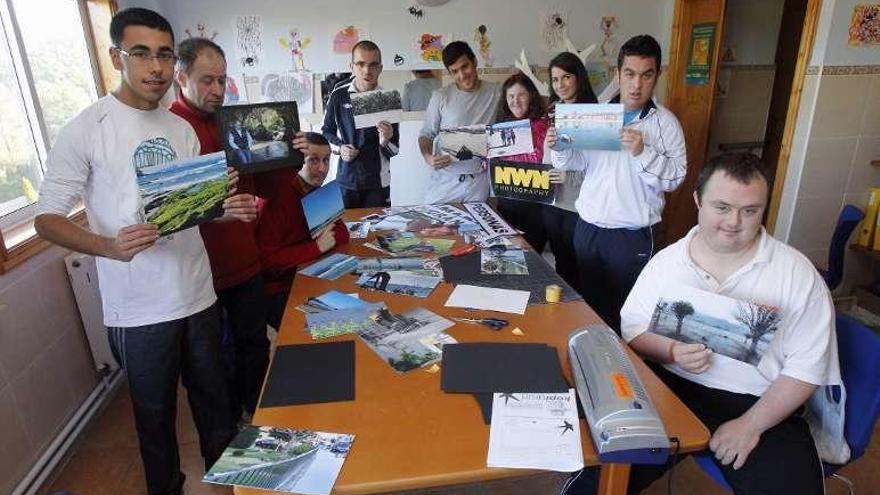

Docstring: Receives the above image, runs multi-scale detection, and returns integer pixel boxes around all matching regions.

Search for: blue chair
[819,205,864,292]
[693,313,880,494]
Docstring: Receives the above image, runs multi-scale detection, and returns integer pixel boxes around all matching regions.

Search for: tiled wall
[0,246,100,494]
[707,65,776,157]
[779,67,880,293]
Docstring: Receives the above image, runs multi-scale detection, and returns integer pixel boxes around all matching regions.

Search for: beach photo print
[554,103,623,151]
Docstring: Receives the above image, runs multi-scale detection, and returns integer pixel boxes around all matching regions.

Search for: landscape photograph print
[350,88,402,129]
[137,151,228,236]
[554,103,623,151]
[204,425,354,495]
[648,286,782,366]
[218,101,302,173]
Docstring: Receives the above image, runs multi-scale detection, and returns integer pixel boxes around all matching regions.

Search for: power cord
[666,436,681,495]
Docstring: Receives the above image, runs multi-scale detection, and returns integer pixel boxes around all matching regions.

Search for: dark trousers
[544,207,581,294]
[341,185,389,208]
[107,304,237,495]
[627,367,824,494]
[265,291,288,331]
[216,274,270,416]
[496,198,547,252]
[573,220,653,331]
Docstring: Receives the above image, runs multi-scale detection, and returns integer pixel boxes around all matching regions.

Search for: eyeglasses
[115,47,178,65]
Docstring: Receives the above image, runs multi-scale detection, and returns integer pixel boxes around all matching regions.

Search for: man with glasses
[321,40,399,208]
[35,8,252,495]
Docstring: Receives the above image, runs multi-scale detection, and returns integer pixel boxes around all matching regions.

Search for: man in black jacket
[322,40,399,207]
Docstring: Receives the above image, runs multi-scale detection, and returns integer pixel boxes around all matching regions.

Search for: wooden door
[657,0,727,247]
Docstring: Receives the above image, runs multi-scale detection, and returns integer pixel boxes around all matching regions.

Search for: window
[0,0,99,233]
[0,0,111,270]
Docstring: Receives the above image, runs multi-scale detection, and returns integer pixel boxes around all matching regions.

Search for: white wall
[721,0,784,65]
[119,0,674,73]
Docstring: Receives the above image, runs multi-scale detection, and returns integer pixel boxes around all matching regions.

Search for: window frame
[0,0,116,274]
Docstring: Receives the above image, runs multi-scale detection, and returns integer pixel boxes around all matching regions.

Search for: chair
[819,205,864,291]
[694,313,880,494]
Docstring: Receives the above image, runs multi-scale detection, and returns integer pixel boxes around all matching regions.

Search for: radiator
[64,253,117,373]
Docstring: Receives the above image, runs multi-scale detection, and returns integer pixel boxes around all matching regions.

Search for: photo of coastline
[554,103,623,151]
[138,151,228,235]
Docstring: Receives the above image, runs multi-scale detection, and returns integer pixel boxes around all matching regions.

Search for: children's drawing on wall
[474,25,492,67]
[419,33,445,62]
[225,75,244,104]
[848,4,880,45]
[260,72,315,113]
[541,11,568,51]
[185,23,216,41]
[331,24,368,55]
[513,50,549,96]
[599,16,617,58]
[280,29,311,71]
[235,15,262,68]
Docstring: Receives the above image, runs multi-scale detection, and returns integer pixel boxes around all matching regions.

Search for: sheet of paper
[487,389,584,472]
[444,284,529,315]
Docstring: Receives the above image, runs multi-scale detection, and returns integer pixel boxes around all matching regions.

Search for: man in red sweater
[170,38,268,421]
[256,132,350,328]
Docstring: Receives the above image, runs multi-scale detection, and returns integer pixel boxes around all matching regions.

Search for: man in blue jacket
[322,40,399,207]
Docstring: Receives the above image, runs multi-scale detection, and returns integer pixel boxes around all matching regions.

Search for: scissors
[453,317,509,331]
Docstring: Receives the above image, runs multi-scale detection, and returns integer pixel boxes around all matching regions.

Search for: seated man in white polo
[619,152,840,494]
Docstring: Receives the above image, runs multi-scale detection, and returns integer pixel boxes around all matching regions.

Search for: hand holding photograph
[217,101,303,174]
[553,103,623,151]
[303,180,345,238]
[350,89,402,129]
[487,119,534,158]
[436,125,488,161]
[137,151,228,236]
[648,285,782,366]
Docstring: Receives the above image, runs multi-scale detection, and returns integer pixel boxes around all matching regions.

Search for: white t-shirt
[36,95,216,328]
[621,226,840,396]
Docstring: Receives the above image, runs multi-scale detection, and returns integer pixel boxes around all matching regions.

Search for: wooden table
[240,208,710,495]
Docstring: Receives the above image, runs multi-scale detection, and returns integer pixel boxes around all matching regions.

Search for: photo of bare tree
[647,286,782,365]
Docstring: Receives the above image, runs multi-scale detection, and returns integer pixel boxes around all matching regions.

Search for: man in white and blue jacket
[547,35,687,332]
[322,40,399,208]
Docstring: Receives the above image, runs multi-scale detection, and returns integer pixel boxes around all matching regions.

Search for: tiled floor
[43,382,880,495]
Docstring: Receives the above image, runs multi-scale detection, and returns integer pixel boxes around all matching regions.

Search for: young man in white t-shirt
[418,41,500,204]
[34,9,256,495]
[616,153,839,494]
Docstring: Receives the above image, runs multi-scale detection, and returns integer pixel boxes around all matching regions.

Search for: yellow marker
[545,284,562,303]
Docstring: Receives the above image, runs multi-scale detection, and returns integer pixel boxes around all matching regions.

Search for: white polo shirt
[621,226,840,396]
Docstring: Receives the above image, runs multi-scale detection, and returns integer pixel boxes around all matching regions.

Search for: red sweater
[255,170,349,295]
[169,93,262,291]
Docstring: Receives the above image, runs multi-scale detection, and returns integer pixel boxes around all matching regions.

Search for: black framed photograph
[217,101,303,174]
